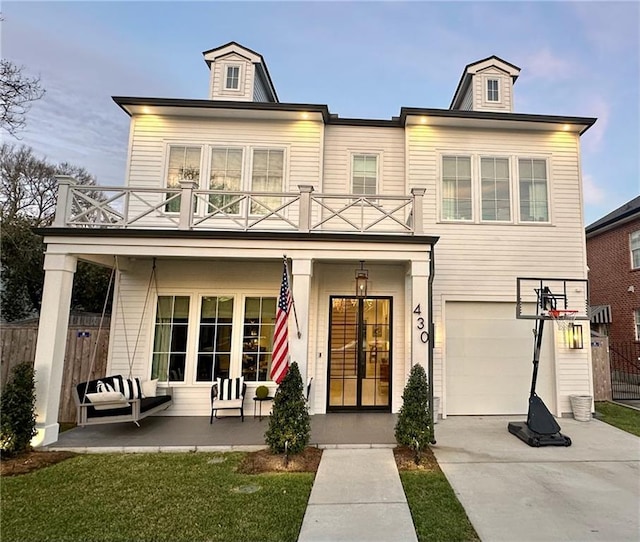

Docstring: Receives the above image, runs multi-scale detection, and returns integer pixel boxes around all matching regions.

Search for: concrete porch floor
[47,413,399,451]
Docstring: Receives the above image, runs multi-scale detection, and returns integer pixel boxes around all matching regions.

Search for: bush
[265,362,310,455]
[395,363,433,463]
[1,362,37,457]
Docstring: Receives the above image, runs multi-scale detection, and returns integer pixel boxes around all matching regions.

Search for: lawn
[595,401,640,437]
[1,452,314,542]
[395,447,479,542]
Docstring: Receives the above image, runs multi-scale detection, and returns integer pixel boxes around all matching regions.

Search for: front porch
[47,413,398,451]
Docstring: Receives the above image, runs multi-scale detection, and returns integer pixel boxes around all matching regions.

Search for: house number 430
[413,304,429,344]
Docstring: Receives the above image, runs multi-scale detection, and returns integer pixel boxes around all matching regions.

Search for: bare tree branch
[0,59,45,138]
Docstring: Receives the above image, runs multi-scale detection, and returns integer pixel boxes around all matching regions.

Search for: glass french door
[327,296,391,411]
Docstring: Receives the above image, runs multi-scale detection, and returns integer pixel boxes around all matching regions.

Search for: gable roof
[586,195,640,236]
[450,55,521,110]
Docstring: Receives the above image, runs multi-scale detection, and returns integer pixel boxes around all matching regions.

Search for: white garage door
[445,302,555,415]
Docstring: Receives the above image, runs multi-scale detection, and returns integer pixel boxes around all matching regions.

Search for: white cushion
[86,392,129,410]
[212,398,244,409]
[141,379,158,398]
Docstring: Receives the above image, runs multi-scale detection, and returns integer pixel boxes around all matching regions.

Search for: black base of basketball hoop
[508,422,571,447]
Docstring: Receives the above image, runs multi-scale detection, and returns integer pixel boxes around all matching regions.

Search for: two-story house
[33,42,596,446]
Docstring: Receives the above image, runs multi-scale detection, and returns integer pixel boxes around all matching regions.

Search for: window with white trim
[152,296,190,382]
[487,79,499,102]
[442,156,472,221]
[251,149,284,214]
[196,296,234,382]
[635,309,640,340]
[518,158,549,222]
[481,157,511,221]
[165,146,201,212]
[242,297,276,382]
[631,230,640,269]
[209,147,243,214]
[352,154,378,195]
[225,65,240,90]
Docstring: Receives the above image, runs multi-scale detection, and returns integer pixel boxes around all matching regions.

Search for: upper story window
[442,156,472,221]
[631,230,640,269]
[196,296,234,382]
[152,296,190,382]
[251,149,284,214]
[209,148,243,214]
[481,157,511,221]
[635,309,640,340]
[487,79,499,102]
[352,154,378,195]
[166,146,202,212]
[225,65,240,90]
[518,158,549,222]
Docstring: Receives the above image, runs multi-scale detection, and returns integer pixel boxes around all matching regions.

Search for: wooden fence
[1,321,110,424]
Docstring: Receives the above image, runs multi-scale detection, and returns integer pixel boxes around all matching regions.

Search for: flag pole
[284,254,302,339]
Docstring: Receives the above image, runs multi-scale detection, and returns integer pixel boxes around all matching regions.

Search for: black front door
[327,296,391,411]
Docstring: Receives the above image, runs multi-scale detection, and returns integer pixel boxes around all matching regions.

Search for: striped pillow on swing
[216,377,244,401]
[112,375,142,400]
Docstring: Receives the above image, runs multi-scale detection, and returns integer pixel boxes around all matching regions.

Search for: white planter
[569,395,592,422]
[432,396,441,424]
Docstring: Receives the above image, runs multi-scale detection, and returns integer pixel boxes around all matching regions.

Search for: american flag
[270,260,292,384]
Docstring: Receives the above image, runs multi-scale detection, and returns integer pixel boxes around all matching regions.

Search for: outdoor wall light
[355,261,368,297]
[567,323,584,350]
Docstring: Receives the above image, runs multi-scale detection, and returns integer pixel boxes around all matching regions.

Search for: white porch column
[409,260,430,371]
[290,258,312,401]
[32,253,77,447]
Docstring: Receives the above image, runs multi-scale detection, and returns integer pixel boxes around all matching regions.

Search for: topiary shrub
[255,385,270,400]
[1,362,37,457]
[394,363,433,463]
[265,362,310,456]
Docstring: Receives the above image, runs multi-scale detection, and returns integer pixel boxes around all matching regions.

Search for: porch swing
[72,257,173,427]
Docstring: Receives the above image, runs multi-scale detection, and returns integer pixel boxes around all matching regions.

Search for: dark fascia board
[201,41,279,102]
[35,227,440,247]
[400,107,597,135]
[113,96,330,122]
[112,97,596,134]
[586,195,640,236]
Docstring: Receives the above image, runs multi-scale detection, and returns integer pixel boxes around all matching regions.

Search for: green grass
[595,401,640,437]
[400,469,479,542]
[1,453,314,542]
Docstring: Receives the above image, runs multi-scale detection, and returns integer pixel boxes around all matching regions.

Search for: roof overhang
[401,107,596,135]
[113,97,329,123]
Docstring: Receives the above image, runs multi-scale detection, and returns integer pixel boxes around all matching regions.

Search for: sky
[2,1,639,226]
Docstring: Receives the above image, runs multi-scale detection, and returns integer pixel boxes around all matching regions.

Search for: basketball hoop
[547,309,578,331]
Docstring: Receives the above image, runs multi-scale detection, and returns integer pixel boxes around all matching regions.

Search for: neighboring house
[33,42,596,446]
[586,197,640,344]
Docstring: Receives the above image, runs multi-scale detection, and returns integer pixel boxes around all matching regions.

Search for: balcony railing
[53,177,426,235]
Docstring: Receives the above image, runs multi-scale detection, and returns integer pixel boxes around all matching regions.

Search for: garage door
[445,302,555,415]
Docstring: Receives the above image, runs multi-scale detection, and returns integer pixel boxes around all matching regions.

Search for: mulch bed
[393,445,441,472]
[1,450,77,477]
[236,446,323,474]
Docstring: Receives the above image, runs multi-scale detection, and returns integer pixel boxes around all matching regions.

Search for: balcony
[53,178,427,235]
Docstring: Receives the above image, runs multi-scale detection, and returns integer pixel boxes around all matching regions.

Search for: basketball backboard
[516,277,589,320]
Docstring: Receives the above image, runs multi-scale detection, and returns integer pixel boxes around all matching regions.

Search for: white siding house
[33,42,596,446]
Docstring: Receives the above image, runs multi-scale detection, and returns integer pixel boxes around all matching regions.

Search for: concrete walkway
[298,448,417,542]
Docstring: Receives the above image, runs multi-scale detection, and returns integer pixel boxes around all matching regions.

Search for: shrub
[265,362,310,455]
[255,385,270,400]
[395,363,433,463]
[1,362,37,457]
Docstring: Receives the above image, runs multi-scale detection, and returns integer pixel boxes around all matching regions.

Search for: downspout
[428,243,436,444]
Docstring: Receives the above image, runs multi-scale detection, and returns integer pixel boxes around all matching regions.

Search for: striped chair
[210,377,246,423]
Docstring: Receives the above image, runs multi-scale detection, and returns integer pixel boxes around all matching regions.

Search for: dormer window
[225,65,240,90]
[487,79,499,102]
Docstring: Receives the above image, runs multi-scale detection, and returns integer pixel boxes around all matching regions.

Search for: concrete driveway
[431,416,640,542]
